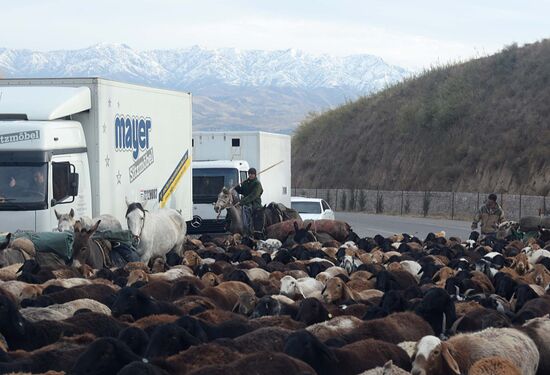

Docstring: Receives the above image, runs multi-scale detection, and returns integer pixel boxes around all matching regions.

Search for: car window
[291,201,322,214]
[322,200,331,211]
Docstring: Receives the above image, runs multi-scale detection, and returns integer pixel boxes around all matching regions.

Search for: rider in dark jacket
[234,168,263,209]
[232,168,263,233]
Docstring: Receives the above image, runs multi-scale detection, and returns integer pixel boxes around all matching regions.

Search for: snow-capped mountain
[0,44,410,132]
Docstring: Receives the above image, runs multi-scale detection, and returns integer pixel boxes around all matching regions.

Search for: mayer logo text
[115,115,152,160]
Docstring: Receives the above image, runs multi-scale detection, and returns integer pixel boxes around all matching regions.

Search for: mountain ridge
[0,44,409,132]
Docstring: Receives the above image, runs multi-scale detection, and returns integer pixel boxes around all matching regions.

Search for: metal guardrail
[292,188,550,221]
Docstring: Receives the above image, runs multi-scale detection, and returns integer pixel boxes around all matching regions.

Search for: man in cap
[234,168,263,234]
[471,193,505,240]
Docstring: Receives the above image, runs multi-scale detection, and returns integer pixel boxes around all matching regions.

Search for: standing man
[471,193,505,239]
[234,167,263,233]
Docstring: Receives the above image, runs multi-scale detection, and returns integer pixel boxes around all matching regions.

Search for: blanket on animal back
[267,202,302,222]
[0,230,139,264]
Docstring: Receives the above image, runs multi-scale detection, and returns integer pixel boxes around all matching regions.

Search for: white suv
[291,197,335,221]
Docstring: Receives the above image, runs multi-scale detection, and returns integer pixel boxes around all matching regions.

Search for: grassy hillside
[292,40,550,195]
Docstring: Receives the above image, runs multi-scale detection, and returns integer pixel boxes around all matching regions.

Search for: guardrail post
[451,191,455,220]
[519,194,522,220]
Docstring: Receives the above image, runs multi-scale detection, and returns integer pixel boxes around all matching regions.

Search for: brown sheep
[132,314,179,330]
[411,328,539,375]
[511,252,531,275]
[183,251,204,267]
[470,271,495,294]
[200,281,255,311]
[521,264,550,288]
[0,263,24,281]
[266,220,303,242]
[201,272,221,287]
[173,295,219,314]
[322,277,383,304]
[339,312,435,345]
[467,356,521,375]
[432,267,455,287]
[307,315,364,342]
[196,309,247,324]
[156,343,243,374]
[232,291,258,315]
[186,351,316,375]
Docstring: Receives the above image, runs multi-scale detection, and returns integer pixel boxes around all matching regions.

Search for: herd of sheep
[0,218,549,374]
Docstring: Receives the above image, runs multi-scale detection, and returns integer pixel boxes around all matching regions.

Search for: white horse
[55,209,122,233]
[125,198,186,264]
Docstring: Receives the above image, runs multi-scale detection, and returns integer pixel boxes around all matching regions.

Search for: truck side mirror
[51,162,79,206]
[69,172,79,196]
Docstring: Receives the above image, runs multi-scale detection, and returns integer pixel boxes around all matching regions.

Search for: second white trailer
[190,131,291,233]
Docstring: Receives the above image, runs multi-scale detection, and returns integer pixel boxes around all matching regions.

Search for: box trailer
[189,131,290,233]
[0,78,192,232]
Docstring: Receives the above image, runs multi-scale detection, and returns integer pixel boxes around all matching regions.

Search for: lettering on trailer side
[114,115,152,160]
[114,115,154,182]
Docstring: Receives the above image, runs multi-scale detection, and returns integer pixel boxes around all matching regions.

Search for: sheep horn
[440,312,447,339]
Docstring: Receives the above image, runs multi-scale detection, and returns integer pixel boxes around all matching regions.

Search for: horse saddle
[93,238,113,268]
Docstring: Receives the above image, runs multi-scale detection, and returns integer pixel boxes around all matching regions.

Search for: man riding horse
[230,167,263,233]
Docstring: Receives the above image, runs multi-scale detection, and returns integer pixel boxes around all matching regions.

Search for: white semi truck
[0,78,192,232]
[189,131,290,233]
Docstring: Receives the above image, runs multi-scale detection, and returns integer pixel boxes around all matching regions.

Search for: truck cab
[189,159,249,233]
[0,87,92,232]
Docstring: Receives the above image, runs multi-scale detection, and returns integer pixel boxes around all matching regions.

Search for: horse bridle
[127,203,147,244]
[216,189,240,219]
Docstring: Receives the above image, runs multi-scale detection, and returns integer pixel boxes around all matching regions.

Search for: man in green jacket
[472,193,505,239]
[233,168,263,234]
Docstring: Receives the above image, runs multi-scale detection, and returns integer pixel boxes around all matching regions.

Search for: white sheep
[523,247,550,265]
[279,275,324,299]
[20,298,112,322]
[412,327,539,375]
[359,360,410,374]
[399,260,422,281]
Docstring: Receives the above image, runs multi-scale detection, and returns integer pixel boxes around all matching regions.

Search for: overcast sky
[2,0,549,69]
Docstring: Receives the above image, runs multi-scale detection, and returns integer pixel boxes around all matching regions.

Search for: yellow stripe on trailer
[159,150,191,208]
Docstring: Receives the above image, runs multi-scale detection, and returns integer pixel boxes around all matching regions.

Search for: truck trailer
[0,78,192,232]
[189,131,290,233]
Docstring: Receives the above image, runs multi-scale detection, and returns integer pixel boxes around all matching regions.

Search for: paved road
[335,212,472,240]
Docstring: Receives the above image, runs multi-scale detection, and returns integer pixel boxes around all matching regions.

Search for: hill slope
[292,40,550,195]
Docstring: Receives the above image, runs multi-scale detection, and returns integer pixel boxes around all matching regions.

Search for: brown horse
[71,221,111,269]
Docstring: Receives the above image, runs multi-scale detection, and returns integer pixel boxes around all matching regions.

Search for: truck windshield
[193,168,238,204]
[291,201,322,214]
[0,163,48,210]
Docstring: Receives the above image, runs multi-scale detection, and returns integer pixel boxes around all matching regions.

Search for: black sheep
[514,284,541,313]
[144,323,200,358]
[513,296,550,324]
[111,287,183,319]
[21,284,116,308]
[251,296,297,318]
[118,361,170,375]
[118,326,150,356]
[0,296,125,351]
[176,315,254,341]
[283,330,411,375]
[414,287,456,337]
[71,337,144,375]
[295,298,330,325]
